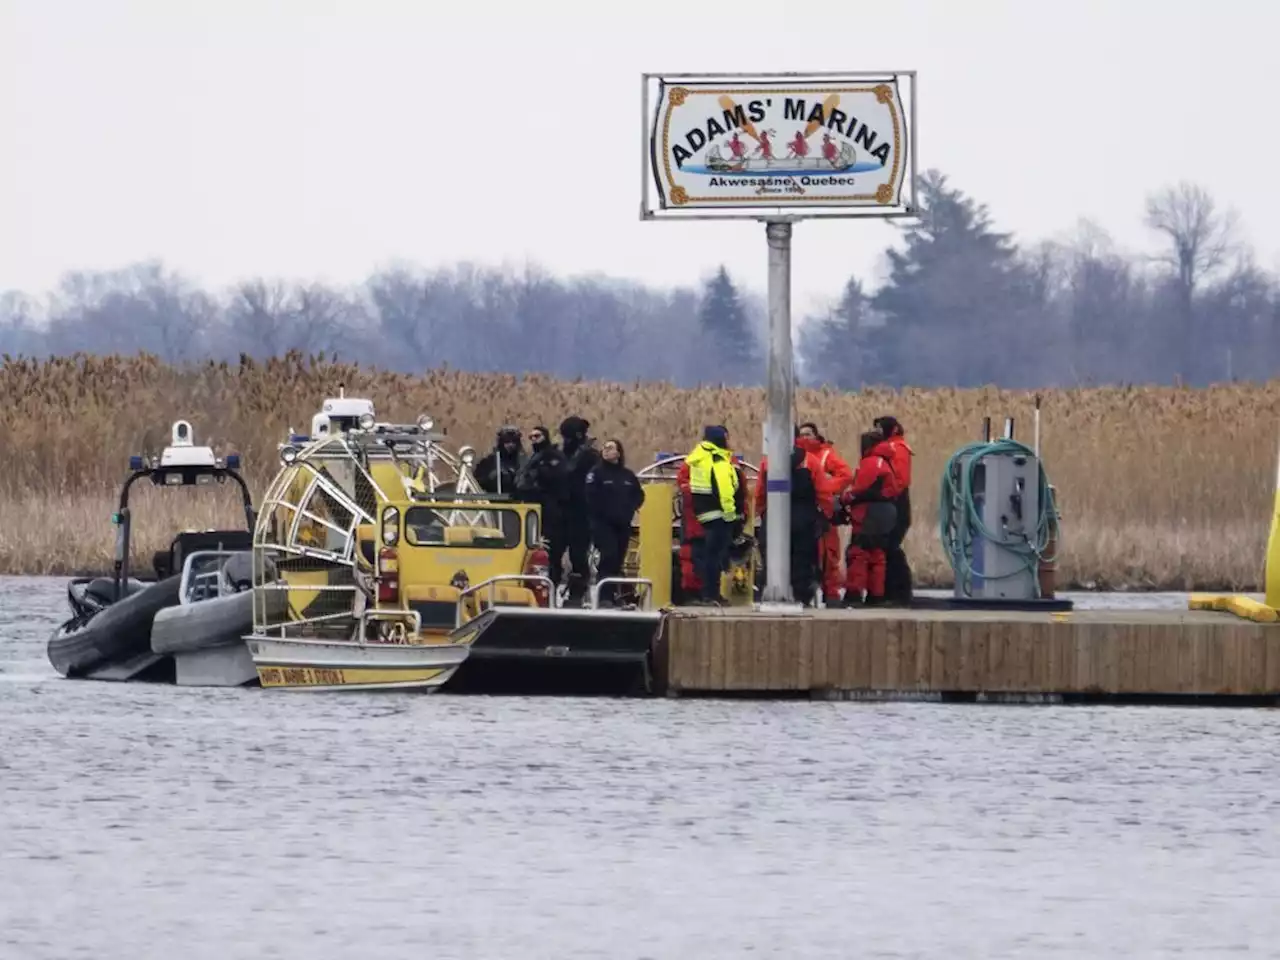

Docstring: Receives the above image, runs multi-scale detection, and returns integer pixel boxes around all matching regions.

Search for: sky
[1,0,1276,319]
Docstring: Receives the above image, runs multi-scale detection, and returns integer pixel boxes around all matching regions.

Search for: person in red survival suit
[796,422,855,604]
[840,431,904,607]
[755,436,832,597]
[676,457,703,596]
[755,445,833,521]
[678,451,748,598]
[872,415,914,604]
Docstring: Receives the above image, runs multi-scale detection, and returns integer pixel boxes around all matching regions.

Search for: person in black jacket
[584,439,645,606]
[475,425,527,495]
[559,415,600,605]
[514,425,570,587]
[787,444,822,606]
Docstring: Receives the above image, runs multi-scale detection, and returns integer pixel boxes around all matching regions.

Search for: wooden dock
[653,605,1280,703]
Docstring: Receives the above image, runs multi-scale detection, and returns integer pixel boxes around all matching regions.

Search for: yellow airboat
[245,390,761,693]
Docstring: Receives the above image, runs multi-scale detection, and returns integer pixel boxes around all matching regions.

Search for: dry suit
[475,426,527,495]
[560,416,600,604]
[786,447,823,605]
[796,432,854,602]
[514,426,570,586]
[872,416,914,604]
[684,426,739,602]
[676,460,703,596]
[842,433,901,605]
[679,457,747,599]
[754,446,824,605]
[584,445,645,605]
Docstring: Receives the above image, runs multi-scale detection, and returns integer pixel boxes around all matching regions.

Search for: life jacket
[684,441,739,523]
[852,449,904,502]
[756,449,832,518]
[875,434,913,491]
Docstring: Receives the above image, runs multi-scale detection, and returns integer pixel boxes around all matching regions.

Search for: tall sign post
[641,71,917,606]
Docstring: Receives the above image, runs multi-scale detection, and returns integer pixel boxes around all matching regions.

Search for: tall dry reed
[2,353,1275,589]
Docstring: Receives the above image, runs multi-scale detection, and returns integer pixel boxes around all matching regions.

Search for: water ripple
[2,576,1278,959]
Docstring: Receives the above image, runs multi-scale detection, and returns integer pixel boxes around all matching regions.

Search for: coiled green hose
[938,439,1060,597]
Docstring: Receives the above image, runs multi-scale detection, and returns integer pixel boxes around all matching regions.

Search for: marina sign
[641,73,915,219]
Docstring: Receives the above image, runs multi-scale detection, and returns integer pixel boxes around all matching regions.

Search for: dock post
[762,219,796,605]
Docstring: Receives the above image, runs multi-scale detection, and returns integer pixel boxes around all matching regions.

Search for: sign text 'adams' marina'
[649,79,909,210]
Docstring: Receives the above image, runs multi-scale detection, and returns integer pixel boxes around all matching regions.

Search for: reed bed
[2,353,1276,589]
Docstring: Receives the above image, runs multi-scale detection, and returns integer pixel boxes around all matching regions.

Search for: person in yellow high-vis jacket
[684,425,739,604]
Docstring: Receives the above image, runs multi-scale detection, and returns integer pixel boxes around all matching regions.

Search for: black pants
[699,518,731,601]
[565,512,592,600]
[883,491,913,603]
[591,521,630,604]
[790,522,819,605]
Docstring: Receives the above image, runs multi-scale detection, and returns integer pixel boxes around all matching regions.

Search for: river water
[2,575,1279,959]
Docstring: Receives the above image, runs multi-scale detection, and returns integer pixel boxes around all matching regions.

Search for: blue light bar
[289,433,309,444]
[225,454,241,470]
[129,455,144,471]
[655,451,675,461]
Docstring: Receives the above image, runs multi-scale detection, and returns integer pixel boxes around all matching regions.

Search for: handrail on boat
[178,549,245,604]
[455,574,557,628]
[590,577,655,611]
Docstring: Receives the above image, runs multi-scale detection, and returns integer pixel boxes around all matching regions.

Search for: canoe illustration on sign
[706,138,857,174]
[703,92,858,175]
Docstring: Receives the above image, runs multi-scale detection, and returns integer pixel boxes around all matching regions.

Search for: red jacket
[676,460,703,540]
[844,450,900,527]
[756,451,833,518]
[797,436,855,497]
[874,433,913,491]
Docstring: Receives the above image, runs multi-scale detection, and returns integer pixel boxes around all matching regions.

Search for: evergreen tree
[874,169,1042,387]
[698,265,760,384]
[797,276,885,388]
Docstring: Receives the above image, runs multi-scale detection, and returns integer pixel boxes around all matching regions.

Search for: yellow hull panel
[256,664,453,690]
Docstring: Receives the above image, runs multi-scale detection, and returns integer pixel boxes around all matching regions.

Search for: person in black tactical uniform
[474,425,527,495]
[584,439,645,606]
[559,415,600,605]
[514,425,570,587]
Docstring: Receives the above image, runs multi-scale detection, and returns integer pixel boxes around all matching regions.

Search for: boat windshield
[404,506,522,549]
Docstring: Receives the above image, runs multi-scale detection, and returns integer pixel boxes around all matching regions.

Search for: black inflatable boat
[46,418,258,683]
[48,574,182,681]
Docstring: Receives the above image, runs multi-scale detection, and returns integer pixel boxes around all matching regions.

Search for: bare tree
[367,266,440,369]
[1144,182,1238,295]
[1143,182,1239,382]
[223,280,295,359]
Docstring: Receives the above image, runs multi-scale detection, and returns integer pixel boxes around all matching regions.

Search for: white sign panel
[643,73,913,218]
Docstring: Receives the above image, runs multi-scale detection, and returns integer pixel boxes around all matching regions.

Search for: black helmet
[560,416,590,439]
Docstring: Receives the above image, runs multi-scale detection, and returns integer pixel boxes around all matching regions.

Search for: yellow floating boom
[1268,435,1280,609]
[1188,593,1278,624]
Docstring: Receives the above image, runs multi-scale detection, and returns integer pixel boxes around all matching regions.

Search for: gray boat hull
[151,587,285,687]
[47,555,280,686]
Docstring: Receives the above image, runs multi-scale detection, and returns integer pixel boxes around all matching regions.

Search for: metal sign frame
[640,70,919,607]
[640,71,918,222]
